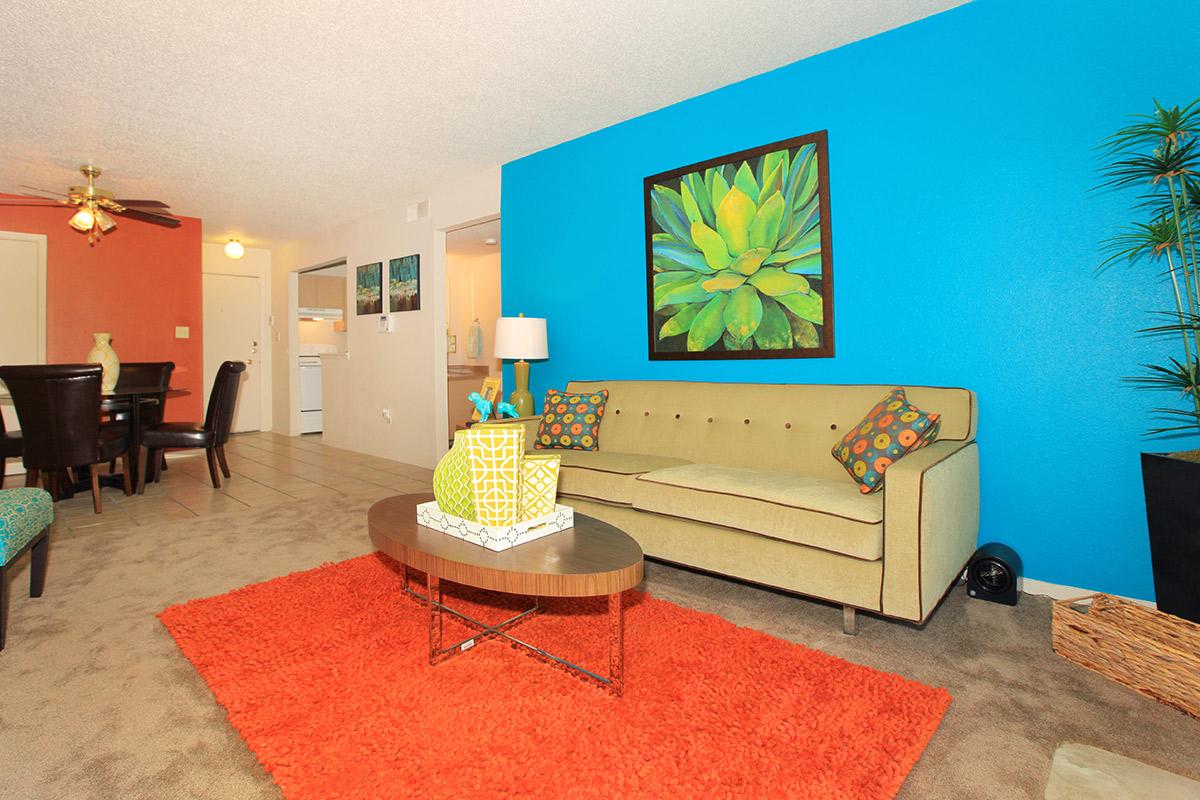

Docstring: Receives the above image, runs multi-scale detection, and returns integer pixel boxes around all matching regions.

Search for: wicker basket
[1052,593,1200,718]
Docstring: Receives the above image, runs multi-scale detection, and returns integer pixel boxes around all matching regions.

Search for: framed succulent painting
[644,131,833,360]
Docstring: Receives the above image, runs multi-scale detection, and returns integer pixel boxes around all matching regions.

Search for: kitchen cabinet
[317,276,344,311]
[298,276,319,308]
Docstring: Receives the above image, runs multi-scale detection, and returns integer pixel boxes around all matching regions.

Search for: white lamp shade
[494,316,548,360]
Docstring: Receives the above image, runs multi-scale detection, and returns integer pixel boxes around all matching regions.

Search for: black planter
[1141,452,1200,623]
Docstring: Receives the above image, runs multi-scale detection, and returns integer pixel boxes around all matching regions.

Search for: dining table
[95,385,190,491]
[0,383,189,498]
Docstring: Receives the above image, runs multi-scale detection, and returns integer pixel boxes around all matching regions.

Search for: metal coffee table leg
[427,573,442,664]
[404,565,626,694]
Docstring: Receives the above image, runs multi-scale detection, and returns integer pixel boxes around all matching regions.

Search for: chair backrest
[0,364,103,470]
[116,361,175,426]
[204,361,247,445]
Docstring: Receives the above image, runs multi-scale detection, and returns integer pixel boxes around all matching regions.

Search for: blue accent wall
[499,0,1200,600]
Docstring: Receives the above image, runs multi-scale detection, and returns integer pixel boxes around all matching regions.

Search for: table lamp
[494,313,548,417]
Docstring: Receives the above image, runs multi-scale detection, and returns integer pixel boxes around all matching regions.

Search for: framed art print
[355,262,383,315]
[388,254,421,312]
[644,130,834,360]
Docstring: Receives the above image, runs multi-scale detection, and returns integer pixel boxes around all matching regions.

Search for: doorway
[0,231,46,479]
[444,219,501,442]
[295,261,347,435]
[203,273,262,432]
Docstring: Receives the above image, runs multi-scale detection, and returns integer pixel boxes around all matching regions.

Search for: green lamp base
[510,360,535,416]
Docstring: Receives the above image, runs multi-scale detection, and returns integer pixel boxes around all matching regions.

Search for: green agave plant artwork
[644,131,833,360]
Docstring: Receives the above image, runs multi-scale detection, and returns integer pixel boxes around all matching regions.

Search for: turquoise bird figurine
[467,391,493,422]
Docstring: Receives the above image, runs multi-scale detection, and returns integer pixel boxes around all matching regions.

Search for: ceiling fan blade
[114,198,170,209]
[19,184,70,197]
[112,207,182,228]
[0,195,68,205]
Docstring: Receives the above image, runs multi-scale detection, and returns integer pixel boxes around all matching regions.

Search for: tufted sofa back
[565,380,977,481]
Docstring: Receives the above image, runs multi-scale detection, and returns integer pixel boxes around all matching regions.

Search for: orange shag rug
[159,554,950,799]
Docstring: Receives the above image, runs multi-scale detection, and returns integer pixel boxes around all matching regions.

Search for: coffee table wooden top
[368,493,644,597]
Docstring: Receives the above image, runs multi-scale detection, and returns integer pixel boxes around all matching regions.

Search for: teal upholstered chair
[0,487,53,651]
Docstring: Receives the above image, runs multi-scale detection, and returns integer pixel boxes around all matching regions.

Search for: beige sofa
[510,380,979,633]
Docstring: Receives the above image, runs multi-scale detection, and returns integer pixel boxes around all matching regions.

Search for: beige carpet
[1,491,1198,799]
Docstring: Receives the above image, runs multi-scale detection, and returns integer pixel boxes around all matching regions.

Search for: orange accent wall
[0,200,203,421]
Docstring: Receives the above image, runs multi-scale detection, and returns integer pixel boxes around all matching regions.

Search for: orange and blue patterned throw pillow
[832,388,940,494]
[535,389,608,451]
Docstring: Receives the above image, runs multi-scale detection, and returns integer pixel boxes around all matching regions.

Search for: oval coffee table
[368,493,643,695]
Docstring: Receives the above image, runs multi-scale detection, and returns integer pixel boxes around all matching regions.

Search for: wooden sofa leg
[842,606,858,636]
[24,468,39,488]
[216,446,231,479]
[30,529,48,598]
[205,448,222,489]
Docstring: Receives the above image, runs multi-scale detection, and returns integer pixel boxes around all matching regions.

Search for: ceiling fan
[0,164,180,244]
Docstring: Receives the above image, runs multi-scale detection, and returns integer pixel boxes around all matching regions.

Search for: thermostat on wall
[175,326,190,339]
[379,314,394,333]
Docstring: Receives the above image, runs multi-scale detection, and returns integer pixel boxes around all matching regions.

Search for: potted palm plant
[1097,99,1200,623]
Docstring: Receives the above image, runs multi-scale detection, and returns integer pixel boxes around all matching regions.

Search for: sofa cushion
[553,450,693,506]
[632,464,883,560]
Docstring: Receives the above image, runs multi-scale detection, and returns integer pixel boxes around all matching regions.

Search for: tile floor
[38,431,434,537]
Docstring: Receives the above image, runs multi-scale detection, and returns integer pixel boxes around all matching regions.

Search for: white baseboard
[1019,577,1155,608]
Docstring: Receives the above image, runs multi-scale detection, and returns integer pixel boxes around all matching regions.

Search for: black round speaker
[967,542,1022,606]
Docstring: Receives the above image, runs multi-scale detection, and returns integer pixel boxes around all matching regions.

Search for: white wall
[446,251,501,374]
[269,166,501,468]
[201,242,272,431]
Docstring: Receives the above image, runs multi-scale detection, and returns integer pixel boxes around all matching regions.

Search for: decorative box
[416,501,574,552]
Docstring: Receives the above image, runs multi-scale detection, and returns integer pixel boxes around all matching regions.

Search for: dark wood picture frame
[644,130,834,360]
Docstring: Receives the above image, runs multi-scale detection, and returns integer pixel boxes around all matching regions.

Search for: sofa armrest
[880,440,979,622]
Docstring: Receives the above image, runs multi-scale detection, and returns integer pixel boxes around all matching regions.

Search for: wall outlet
[175,326,190,339]
[381,408,391,423]
[379,314,394,333]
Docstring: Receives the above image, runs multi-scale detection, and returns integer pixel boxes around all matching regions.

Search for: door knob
[251,341,258,347]
[245,359,254,365]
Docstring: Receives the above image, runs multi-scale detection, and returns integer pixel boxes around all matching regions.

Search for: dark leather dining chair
[0,364,132,513]
[0,410,22,489]
[107,361,175,476]
[111,362,176,427]
[137,361,246,493]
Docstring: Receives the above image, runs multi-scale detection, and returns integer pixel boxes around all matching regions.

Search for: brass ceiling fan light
[0,164,180,245]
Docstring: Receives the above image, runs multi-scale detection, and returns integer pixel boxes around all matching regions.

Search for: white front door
[203,273,262,433]
[0,231,47,477]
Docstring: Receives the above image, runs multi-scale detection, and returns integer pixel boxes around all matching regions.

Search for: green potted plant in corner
[1097,99,1200,623]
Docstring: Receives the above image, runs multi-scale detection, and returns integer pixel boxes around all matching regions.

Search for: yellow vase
[86,332,120,393]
